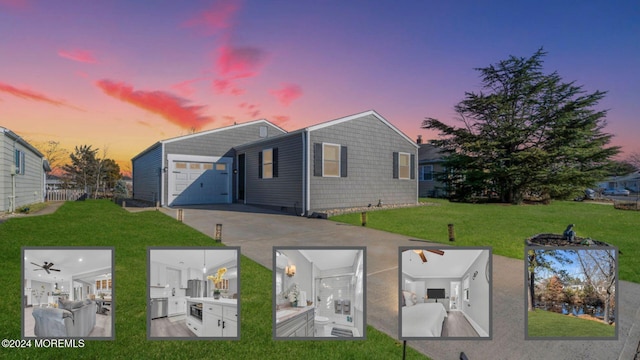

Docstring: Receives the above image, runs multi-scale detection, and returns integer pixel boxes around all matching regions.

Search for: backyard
[0,201,425,359]
[527,309,616,338]
[331,199,640,284]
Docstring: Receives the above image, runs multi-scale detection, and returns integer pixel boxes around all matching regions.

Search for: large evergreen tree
[423,49,620,204]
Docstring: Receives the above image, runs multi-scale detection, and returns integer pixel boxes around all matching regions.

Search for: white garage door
[167,155,232,206]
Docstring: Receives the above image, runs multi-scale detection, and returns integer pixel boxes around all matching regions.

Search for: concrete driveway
[156,204,640,360]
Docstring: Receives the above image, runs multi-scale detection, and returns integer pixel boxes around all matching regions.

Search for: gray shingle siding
[309,113,417,211]
[237,133,304,213]
[133,121,286,206]
[1,130,45,211]
[132,144,162,203]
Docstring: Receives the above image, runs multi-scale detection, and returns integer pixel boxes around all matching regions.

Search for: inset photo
[526,246,617,339]
[22,247,114,339]
[148,247,239,339]
[273,247,365,339]
[400,247,491,339]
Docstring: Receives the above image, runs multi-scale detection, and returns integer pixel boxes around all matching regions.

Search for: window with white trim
[398,152,410,179]
[15,149,25,175]
[420,165,434,181]
[323,143,340,177]
[262,148,273,179]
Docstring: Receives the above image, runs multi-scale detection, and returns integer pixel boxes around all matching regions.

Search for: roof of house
[235,110,418,151]
[132,119,286,161]
[418,143,445,163]
[1,126,45,158]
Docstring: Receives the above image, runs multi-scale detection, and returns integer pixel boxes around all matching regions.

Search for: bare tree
[31,140,69,174]
[627,152,640,170]
[574,250,616,324]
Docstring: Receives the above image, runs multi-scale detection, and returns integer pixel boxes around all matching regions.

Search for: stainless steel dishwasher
[150,298,168,319]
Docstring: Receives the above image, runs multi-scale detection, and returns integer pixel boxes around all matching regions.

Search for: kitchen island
[186,297,238,338]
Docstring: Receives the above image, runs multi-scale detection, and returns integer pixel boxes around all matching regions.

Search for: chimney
[416,135,423,144]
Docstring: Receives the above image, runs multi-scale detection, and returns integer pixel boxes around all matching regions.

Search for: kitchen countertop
[186,297,237,305]
[275,306,314,324]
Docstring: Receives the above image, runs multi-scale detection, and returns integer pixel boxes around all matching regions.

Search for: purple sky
[1,0,638,170]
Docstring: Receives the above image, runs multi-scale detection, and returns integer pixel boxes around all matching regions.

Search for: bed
[402,302,448,337]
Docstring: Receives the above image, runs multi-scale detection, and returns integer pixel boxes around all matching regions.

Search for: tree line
[35,141,125,198]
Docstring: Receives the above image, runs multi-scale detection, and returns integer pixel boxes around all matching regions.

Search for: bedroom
[400,247,491,339]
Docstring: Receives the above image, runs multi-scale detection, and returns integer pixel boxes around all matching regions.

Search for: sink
[277,309,298,317]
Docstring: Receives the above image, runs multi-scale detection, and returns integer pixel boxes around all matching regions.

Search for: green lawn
[331,199,640,284]
[527,309,616,338]
[0,201,425,360]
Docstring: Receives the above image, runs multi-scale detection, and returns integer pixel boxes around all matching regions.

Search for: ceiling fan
[403,249,445,263]
[31,261,61,274]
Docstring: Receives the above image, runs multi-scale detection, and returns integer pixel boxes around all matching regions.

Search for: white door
[167,155,232,206]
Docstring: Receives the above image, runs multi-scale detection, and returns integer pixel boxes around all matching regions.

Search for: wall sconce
[285,265,296,277]
[472,270,478,280]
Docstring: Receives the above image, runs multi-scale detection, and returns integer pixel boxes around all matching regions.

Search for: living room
[22,248,114,338]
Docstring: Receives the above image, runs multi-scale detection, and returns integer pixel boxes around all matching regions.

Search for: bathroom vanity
[275,306,314,337]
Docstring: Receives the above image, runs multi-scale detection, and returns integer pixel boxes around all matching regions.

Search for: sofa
[32,299,96,337]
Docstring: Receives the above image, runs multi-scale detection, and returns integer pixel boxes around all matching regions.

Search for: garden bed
[526,233,613,247]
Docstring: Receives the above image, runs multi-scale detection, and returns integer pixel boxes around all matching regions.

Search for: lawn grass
[527,309,616,338]
[0,200,426,360]
[331,199,640,284]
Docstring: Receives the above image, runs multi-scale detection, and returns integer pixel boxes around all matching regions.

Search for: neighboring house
[598,171,640,193]
[1,127,50,212]
[417,139,447,198]
[132,110,419,215]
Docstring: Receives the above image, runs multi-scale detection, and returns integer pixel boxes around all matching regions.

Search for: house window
[399,153,410,179]
[259,148,278,179]
[262,148,273,178]
[420,165,434,181]
[323,143,340,177]
[314,143,347,177]
[15,149,25,174]
[393,152,415,180]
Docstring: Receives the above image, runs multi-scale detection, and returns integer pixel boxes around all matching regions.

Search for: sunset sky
[2,0,639,172]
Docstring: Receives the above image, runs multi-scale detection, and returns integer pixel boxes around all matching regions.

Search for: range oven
[189,303,203,321]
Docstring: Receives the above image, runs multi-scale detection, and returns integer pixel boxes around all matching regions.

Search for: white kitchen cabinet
[202,302,237,337]
[180,269,188,288]
[168,297,184,316]
[150,261,167,287]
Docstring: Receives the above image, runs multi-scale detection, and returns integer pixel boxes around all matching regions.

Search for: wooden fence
[46,189,85,202]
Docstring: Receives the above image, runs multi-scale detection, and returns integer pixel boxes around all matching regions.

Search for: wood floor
[441,311,480,337]
[23,305,113,337]
[149,316,196,338]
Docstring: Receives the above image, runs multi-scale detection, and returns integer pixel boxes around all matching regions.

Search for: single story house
[1,127,50,212]
[132,110,418,215]
[598,171,640,193]
[417,139,447,198]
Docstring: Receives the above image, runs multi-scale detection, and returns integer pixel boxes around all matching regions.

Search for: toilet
[314,315,329,336]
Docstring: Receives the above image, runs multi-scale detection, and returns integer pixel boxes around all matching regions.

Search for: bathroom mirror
[275,251,289,269]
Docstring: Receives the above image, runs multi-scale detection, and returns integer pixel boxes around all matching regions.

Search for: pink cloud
[171,77,207,97]
[269,83,302,106]
[216,45,267,78]
[95,79,214,130]
[0,81,81,109]
[183,0,241,36]
[271,115,290,126]
[58,49,99,64]
[213,78,246,96]
[0,0,29,10]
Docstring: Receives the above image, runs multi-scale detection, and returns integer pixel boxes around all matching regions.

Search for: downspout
[300,131,306,216]
[305,129,311,216]
[160,144,165,207]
